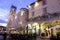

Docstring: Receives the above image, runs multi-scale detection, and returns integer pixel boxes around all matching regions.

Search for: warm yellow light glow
[28,5,31,8]
[15,15,17,19]
[46,28,49,30]
[28,24,32,29]
[41,22,50,30]
[32,23,38,26]
[21,11,24,16]
[20,21,22,25]
[35,2,39,7]
[28,24,31,27]
[41,26,45,32]
[52,20,60,26]
[32,23,39,29]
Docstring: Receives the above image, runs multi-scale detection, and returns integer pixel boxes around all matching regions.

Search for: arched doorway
[27,24,32,34]
[51,20,60,36]
[32,23,40,35]
[41,21,50,37]
[52,20,60,26]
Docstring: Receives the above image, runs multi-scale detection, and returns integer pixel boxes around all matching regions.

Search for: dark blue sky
[0,0,35,26]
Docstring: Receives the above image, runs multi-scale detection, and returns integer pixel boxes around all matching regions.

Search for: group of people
[9,33,37,40]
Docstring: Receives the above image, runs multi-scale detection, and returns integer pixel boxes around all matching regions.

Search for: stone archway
[27,24,32,34]
[52,20,60,26]
[41,21,50,33]
[51,20,60,36]
[41,21,50,37]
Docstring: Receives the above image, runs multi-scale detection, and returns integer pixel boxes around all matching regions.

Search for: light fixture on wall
[35,2,39,7]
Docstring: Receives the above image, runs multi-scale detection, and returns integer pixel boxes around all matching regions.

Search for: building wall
[27,0,60,34]
[16,12,21,27]
[16,8,28,27]
[12,16,17,28]
[7,5,17,31]
[34,1,44,17]
[47,0,60,14]
[28,0,60,19]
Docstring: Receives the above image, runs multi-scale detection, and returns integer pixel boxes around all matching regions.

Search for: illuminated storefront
[41,21,50,37]
[51,20,60,36]
[27,24,32,34]
[27,23,40,35]
[32,23,40,35]
[52,20,60,26]
[41,21,50,33]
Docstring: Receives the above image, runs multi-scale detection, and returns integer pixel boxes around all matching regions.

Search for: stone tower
[7,5,17,31]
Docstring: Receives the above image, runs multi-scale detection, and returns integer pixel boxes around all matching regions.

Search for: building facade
[16,8,28,27]
[7,0,60,36]
[27,0,60,36]
[16,8,29,34]
[28,0,60,19]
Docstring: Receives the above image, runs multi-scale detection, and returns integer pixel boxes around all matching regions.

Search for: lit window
[42,0,47,5]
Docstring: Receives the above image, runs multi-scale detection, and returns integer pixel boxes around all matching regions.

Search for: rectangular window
[32,12,34,16]
[42,0,47,5]
[31,5,34,10]
[43,7,47,13]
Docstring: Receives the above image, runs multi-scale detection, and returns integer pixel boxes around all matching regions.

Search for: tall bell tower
[7,5,17,31]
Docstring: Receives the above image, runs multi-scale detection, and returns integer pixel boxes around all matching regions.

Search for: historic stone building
[7,0,60,36]
[7,5,17,31]
[27,0,60,35]
[16,8,29,33]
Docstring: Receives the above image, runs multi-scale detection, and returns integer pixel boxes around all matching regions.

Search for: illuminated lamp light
[32,23,39,26]
[32,23,39,29]
[28,24,32,29]
[28,5,31,8]
[28,24,31,27]
[35,2,39,7]
[32,29,35,33]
